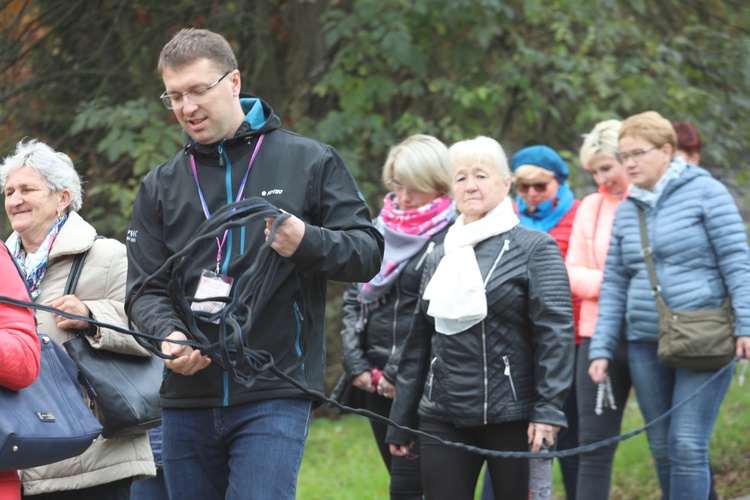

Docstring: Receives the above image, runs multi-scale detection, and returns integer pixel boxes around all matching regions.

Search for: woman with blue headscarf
[511,145,580,256]
[511,145,580,500]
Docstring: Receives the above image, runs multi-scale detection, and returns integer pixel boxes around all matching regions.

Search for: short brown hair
[158,28,238,74]
[619,111,676,150]
[672,121,701,157]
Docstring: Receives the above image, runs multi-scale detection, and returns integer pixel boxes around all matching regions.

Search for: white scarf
[423,197,519,334]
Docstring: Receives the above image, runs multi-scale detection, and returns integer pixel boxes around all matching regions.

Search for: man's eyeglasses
[616,145,659,164]
[515,181,551,194]
[159,71,232,110]
[388,180,427,196]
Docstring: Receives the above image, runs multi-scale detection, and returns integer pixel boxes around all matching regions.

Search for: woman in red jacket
[511,145,581,500]
[0,241,41,500]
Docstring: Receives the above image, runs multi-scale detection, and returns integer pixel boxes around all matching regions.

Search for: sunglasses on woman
[515,181,551,194]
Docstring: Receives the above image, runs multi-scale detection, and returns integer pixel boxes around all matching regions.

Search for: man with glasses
[125,28,383,500]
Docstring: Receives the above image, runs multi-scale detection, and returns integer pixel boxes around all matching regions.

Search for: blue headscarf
[516,183,575,233]
[511,145,575,233]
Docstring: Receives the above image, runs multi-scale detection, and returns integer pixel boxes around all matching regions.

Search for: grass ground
[298,363,749,499]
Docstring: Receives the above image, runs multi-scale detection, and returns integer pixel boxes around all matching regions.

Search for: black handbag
[61,244,163,438]
[0,334,103,469]
[638,208,735,370]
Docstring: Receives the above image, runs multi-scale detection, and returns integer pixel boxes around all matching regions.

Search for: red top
[514,200,583,343]
[0,242,40,494]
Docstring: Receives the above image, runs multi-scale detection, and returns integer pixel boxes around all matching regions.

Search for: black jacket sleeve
[125,180,189,340]
[385,257,438,446]
[526,235,575,427]
[290,146,384,281]
[339,283,373,378]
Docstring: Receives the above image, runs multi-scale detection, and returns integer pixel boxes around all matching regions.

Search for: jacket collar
[48,211,96,261]
[182,94,281,157]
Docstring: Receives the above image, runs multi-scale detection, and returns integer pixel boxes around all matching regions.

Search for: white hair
[0,139,83,212]
[449,136,511,180]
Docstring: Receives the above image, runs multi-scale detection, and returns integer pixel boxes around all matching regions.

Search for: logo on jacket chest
[261,189,284,196]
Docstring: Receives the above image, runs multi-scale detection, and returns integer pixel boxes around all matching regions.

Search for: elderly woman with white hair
[1,139,155,499]
[386,136,574,500]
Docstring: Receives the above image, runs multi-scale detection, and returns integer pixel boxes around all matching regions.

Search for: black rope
[0,195,742,459]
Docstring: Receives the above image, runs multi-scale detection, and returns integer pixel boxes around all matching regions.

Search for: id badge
[191,269,234,322]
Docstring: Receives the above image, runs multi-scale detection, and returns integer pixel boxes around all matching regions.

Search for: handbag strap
[64,236,105,295]
[637,207,662,299]
[64,237,105,336]
[64,250,88,295]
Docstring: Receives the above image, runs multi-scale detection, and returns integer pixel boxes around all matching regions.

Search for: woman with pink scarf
[336,134,455,500]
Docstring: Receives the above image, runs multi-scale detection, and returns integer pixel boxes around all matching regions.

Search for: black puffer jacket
[339,225,450,385]
[387,225,574,445]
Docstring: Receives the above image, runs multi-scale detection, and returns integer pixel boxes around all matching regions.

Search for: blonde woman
[566,120,631,499]
[338,134,455,499]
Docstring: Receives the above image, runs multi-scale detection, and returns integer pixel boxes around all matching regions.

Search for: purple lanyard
[190,133,265,274]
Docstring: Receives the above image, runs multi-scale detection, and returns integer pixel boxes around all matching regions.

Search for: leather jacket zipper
[482,321,489,424]
[391,281,400,355]
[428,357,437,400]
[503,355,518,401]
[414,241,435,271]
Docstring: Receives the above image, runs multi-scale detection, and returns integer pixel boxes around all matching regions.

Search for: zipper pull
[503,355,510,377]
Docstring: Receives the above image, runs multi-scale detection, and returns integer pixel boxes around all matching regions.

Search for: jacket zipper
[391,281,400,355]
[428,357,437,400]
[293,301,305,371]
[482,321,489,425]
[503,355,518,401]
[414,241,435,271]
[219,142,232,406]
[481,240,511,422]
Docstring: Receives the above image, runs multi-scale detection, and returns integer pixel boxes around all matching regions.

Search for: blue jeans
[628,342,733,500]
[161,398,313,500]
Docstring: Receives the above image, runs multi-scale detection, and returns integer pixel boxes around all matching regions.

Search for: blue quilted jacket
[589,164,750,361]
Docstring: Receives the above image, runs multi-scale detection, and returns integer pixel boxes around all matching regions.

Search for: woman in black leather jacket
[385,136,575,500]
[337,134,455,500]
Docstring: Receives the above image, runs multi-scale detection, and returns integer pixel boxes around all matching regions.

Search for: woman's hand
[48,294,91,330]
[389,443,415,458]
[162,331,210,376]
[351,371,375,392]
[737,336,750,359]
[378,377,396,399]
[589,358,610,384]
[527,422,560,452]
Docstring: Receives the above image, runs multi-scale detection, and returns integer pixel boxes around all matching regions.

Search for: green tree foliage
[306,0,750,195]
[3,0,749,236]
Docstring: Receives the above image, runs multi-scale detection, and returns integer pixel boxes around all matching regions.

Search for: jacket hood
[181,94,282,155]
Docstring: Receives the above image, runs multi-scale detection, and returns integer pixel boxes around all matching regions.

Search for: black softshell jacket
[125,96,383,408]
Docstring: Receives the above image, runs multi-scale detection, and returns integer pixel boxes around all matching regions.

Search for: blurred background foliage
[2,0,750,397]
